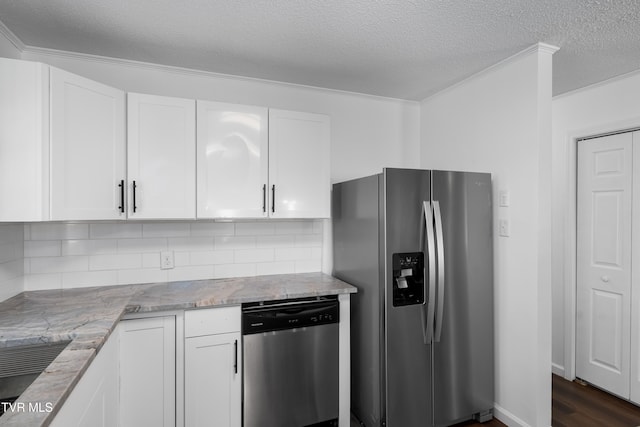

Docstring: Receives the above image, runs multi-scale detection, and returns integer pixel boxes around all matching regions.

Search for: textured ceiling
[1,0,640,100]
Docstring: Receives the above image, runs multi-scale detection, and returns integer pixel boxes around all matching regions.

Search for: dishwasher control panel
[242,296,339,335]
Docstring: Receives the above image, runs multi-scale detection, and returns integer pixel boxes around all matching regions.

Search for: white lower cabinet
[119,316,176,427]
[50,330,119,427]
[184,306,241,427]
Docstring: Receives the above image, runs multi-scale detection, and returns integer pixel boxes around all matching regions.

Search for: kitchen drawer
[185,305,241,337]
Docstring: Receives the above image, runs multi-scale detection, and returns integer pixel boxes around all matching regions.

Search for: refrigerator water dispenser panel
[392,252,425,306]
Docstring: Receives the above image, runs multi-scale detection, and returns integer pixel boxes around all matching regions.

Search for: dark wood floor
[553,374,640,426]
[353,374,640,426]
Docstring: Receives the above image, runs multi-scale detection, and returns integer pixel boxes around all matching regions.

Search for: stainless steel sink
[0,341,69,415]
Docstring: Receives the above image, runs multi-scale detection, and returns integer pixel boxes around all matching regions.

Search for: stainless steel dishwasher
[242,296,339,427]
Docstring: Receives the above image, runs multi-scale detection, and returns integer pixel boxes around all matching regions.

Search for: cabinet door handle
[118,180,125,213]
[262,184,267,213]
[234,340,238,374]
[132,181,138,213]
[271,185,275,213]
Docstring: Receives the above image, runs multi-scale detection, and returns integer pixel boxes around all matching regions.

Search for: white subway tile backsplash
[275,247,313,261]
[190,222,235,236]
[30,256,89,274]
[24,273,62,291]
[118,268,168,285]
[24,241,61,258]
[295,259,322,273]
[62,271,118,289]
[143,223,190,238]
[168,237,214,252]
[256,235,294,248]
[235,222,276,236]
[214,263,256,279]
[235,249,274,263]
[62,239,118,256]
[167,265,215,282]
[0,259,22,283]
[275,221,315,235]
[21,220,323,291]
[215,236,256,250]
[189,250,234,266]
[89,254,141,271]
[30,223,89,241]
[90,223,143,239]
[143,253,162,268]
[256,261,295,276]
[117,238,167,253]
[295,234,322,247]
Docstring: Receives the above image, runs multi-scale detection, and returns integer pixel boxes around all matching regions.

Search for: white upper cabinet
[196,101,268,218]
[0,58,50,221]
[268,109,330,218]
[50,67,126,220]
[127,93,196,219]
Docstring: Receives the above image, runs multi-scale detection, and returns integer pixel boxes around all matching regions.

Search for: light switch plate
[499,190,510,207]
[499,219,510,237]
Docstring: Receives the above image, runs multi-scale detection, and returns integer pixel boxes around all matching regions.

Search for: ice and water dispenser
[392,252,425,306]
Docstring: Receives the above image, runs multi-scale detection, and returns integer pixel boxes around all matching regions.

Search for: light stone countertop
[0,272,356,426]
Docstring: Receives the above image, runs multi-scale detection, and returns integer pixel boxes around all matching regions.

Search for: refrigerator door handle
[433,200,446,342]
[421,201,437,344]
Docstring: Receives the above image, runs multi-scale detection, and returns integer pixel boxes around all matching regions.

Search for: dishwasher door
[243,323,339,427]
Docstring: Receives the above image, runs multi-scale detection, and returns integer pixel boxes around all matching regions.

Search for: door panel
[196,101,268,218]
[383,168,432,427]
[577,132,632,399]
[431,171,494,426]
[50,67,125,220]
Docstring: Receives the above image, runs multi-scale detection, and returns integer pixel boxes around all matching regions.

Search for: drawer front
[185,305,241,337]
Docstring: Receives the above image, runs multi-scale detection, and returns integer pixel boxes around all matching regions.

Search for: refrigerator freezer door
[431,171,494,426]
[383,168,433,427]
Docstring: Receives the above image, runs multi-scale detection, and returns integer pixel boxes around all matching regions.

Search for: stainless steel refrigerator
[332,168,494,427]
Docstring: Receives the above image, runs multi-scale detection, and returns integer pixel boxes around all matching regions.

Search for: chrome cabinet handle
[421,201,436,345]
[433,200,445,343]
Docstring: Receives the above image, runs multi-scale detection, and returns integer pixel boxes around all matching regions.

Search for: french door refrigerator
[332,168,493,427]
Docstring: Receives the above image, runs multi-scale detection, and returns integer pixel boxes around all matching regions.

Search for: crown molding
[553,66,640,101]
[422,42,560,103]
[0,19,25,52]
[21,45,419,104]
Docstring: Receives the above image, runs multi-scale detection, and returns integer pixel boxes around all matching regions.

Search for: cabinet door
[50,67,126,220]
[0,58,50,221]
[268,109,330,218]
[50,328,119,427]
[196,101,268,218]
[185,332,241,427]
[128,93,196,219]
[120,316,176,427]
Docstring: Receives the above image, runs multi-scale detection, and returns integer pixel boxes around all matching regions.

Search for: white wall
[0,24,20,59]
[420,45,555,427]
[551,70,640,378]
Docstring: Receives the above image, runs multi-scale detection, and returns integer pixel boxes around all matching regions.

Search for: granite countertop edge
[0,272,356,426]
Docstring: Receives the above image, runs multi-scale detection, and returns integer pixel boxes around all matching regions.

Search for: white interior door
[629,131,640,404]
[576,132,633,398]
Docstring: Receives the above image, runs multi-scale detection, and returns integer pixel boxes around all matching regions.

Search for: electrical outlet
[161,251,174,270]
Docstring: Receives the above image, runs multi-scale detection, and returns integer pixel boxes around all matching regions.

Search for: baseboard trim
[552,362,566,378]
[493,403,533,427]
